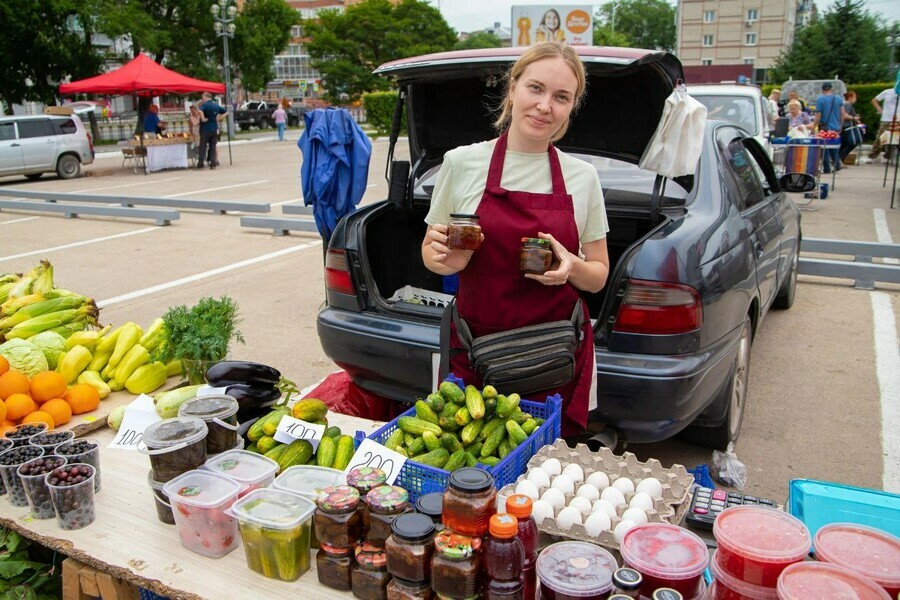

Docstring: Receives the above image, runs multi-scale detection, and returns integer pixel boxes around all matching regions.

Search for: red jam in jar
[536,541,617,600]
[447,214,482,251]
[777,561,891,600]
[520,238,553,275]
[620,523,708,598]
[709,551,778,600]
[813,522,900,597]
[442,467,497,537]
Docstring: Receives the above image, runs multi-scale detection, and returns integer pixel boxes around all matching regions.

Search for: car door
[17,119,57,170]
[0,122,23,175]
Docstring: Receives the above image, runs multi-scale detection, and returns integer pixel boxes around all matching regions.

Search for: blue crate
[788,478,900,541]
[363,390,562,503]
[139,588,168,600]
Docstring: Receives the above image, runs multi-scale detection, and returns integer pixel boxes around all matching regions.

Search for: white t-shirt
[425,140,609,244]
[876,89,898,122]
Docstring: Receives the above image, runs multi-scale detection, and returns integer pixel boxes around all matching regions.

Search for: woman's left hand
[525,232,573,286]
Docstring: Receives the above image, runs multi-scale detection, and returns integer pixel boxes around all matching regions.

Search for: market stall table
[128,137,196,174]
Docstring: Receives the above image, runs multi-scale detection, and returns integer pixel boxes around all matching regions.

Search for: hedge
[363,91,407,136]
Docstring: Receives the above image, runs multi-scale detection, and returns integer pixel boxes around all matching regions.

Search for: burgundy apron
[449,132,594,435]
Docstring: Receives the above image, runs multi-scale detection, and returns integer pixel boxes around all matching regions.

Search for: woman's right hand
[423,224,481,274]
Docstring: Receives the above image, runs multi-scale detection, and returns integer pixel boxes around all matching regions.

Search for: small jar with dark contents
[352,542,392,600]
[367,485,412,547]
[385,513,435,583]
[430,530,481,600]
[442,467,497,537]
[447,214,482,251]
[316,485,363,549]
[415,492,444,532]
[348,467,387,538]
[612,567,642,599]
[317,543,355,591]
[386,577,434,600]
[519,237,553,275]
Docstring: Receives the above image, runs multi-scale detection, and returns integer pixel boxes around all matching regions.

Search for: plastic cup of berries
[0,439,13,496]
[55,438,101,493]
[0,445,45,507]
[29,430,74,456]
[6,423,49,448]
[18,455,66,519]
[46,463,96,530]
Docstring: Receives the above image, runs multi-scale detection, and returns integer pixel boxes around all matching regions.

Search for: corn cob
[59,345,93,383]
[0,281,18,304]
[125,361,168,395]
[46,322,91,338]
[108,323,142,367]
[0,292,47,316]
[5,264,40,300]
[31,260,53,295]
[0,295,93,330]
[4,305,99,340]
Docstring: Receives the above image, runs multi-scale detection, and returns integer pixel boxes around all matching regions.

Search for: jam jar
[443,467,497,537]
[316,485,363,548]
[386,577,435,600]
[520,238,554,275]
[353,542,392,600]
[385,513,435,583]
[431,530,481,600]
[317,543,355,591]
[415,492,444,531]
[348,467,388,537]
[367,485,412,547]
[447,214,482,251]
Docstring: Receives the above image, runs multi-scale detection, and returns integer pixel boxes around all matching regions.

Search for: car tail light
[613,279,702,335]
[325,249,355,296]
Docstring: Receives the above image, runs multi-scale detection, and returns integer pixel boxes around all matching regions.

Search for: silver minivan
[0,114,95,180]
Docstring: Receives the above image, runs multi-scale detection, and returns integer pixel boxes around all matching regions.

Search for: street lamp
[211,0,237,153]
[887,32,899,78]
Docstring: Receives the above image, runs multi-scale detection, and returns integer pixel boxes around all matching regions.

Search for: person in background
[535,9,566,43]
[839,90,862,162]
[273,102,287,142]
[188,103,205,136]
[768,89,781,121]
[779,89,807,116]
[866,86,898,164]
[142,105,166,135]
[198,92,227,169]
[813,81,845,173]
[787,100,814,136]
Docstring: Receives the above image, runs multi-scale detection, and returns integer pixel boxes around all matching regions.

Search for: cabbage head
[0,339,49,378]
[28,331,66,370]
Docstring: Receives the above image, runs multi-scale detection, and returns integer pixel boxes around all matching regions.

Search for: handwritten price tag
[273,416,326,451]
[344,438,407,485]
[108,394,161,451]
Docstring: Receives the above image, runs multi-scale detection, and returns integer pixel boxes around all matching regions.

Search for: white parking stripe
[871,292,900,493]
[162,180,268,198]
[271,199,302,207]
[0,217,40,226]
[72,177,181,193]
[873,209,899,265]
[97,240,322,308]
[0,227,159,263]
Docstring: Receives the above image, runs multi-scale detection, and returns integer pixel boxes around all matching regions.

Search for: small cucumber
[425,393,445,412]
[439,381,465,405]
[422,431,441,452]
[444,449,467,472]
[415,400,440,425]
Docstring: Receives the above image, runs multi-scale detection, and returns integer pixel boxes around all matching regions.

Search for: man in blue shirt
[197,92,227,169]
[814,82,845,174]
[142,105,166,134]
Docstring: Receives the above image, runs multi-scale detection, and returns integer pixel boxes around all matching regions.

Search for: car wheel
[56,155,81,179]
[773,246,799,309]
[25,173,43,181]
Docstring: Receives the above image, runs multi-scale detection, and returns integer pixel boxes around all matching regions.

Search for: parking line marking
[873,209,899,265]
[0,216,40,226]
[271,199,302,207]
[0,227,159,263]
[97,240,322,308]
[73,178,181,193]
[162,180,268,198]
[871,291,900,493]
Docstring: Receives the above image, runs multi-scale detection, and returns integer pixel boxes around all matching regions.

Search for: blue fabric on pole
[298,108,372,241]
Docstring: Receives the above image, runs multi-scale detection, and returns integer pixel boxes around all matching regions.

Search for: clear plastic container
[18,455,66,519]
[415,492,443,530]
[147,471,175,525]
[178,394,240,455]
[709,551,778,600]
[5,423,48,447]
[141,417,208,482]
[813,522,900,597]
[46,463,96,530]
[713,506,811,588]
[55,437,101,492]
[776,561,890,600]
[273,464,348,499]
[204,449,278,496]
[0,444,45,506]
[621,523,709,598]
[536,541,617,600]
[443,467,497,537]
[0,438,12,496]
[229,488,315,581]
[163,469,243,558]
[28,430,74,455]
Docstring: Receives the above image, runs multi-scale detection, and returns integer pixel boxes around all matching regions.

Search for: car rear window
[52,119,78,135]
[692,94,759,134]
[17,119,54,139]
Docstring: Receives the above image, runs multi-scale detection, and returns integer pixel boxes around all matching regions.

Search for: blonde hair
[787,100,801,110]
[494,42,587,143]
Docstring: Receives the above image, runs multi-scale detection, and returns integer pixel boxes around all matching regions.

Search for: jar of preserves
[386,577,435,600]
[316,485,363,549]
[447,214,482,251]
[415,492,443,531]
[519,238,553,275]
[352,542,392,600]
[385,513,435,583]
[431,530,481,600]
[367,485,412,547]
[443,467,497,537]
[348,467,388,537]
[317,544,355,591]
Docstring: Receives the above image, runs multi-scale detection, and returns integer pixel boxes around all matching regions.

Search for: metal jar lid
[415,492,443,519]
[613,567,643,591]
[390,513,435,543]
[448,467,494,493]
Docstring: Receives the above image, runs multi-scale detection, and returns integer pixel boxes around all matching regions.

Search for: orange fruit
[21,411,54,429]
[63,384,100,415]
[30,371,67,404]
[40,399,72,427]
[0,400,5,423]
[0,371,30,400]
[0,356,8,376]
[0,423,15,437]
[4,393,36,421]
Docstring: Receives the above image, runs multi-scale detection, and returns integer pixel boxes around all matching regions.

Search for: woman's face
[789,104,800,116]
[544,11,559,29]
[509,57,577,146]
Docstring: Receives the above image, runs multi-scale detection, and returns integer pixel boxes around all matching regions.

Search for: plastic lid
[521,237,550,246]
[391,513,435,542]
[448,467,494,493]
[317,485,360,512]
[366,485,409,512]
[204,450,278,486]
[355,542,387,568]
[536,541,617,597]
[506,494,533,518]
[814,522,900,588]
[777,561,891,600]
[415,492,443,518]
[229,488,315,531]
[490,513,518,538]
[143,417,208,449]
[178,394,239,421]
[652,590,683,600]
[162,470,242,509]
[620,523,709,581]
[449,213,480,220]
[709,551,778,600]
[273,465,347,499]
[347,467,387,491]
[147,470,165,491]
[435,531,476,559]
[713,506,811,564]
[612,567,643,590]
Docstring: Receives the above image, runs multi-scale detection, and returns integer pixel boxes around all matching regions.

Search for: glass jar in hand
[520,238,553,275]
[316,485,362,549]
[366,485,412,547]
[317,543,355,591]
[431,530,481,600]
[348,467,388,538]
[443,467,497,537]
[385,513,435,583]
[352,542,392,600]
[447,214,482,251]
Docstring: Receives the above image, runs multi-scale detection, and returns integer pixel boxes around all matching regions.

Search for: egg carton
[498,439,694,552]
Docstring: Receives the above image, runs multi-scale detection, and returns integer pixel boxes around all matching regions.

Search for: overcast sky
[429,0,899,34]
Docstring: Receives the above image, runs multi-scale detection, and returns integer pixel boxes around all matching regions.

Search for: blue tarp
[298,108,372,241]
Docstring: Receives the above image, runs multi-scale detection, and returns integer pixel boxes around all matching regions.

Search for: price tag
[197,385,228,396]
[273,416,326,451]
[108,394,161,450]
[343,438,407,485]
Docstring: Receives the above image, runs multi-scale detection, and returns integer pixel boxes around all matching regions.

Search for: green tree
[593,0,676,51]
[303,0,457,103]
[455,31,502,50]
[592,26,632,48]
[233,0,299,93]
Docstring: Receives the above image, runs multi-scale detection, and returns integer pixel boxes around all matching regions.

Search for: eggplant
[205,361,281,387]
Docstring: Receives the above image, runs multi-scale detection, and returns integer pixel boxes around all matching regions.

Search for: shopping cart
[772,137,839,206]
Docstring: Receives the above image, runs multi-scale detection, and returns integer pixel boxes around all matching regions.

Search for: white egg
[591,498,618,519]
[540,458,562,477]
[531,500,555,525]
[636,477,663,499]
[583,511,612,537]
[586,471,610,491]
[515,479,540,500]
[621,507,649,525]
[612,477,635,495]
[600,486,626,507]
[555,506,583,531]
[629,492,655,511]
[541,488,566,511]
[526,468,551,489]
[568,495,593,516]
[576,483,600,502]
[562,463,585,483]
[551,475,575,494]
[614,519,638,543]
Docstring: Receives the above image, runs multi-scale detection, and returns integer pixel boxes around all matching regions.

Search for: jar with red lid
[316,485,363,549]
[442,467,497,537]
[519,237,553,274]
[447,214,482,251]
[348,467,388,537]
[352,542,392,600]
[385,513,435,583]
[620,523,708,598]
[431,530,481,599]
[317,543,355,591]
[367,485,412,547]
[386,577,435,600]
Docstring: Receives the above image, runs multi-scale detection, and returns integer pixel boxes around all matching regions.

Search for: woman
[421,42,610,435]
[839,90,862,161]
[787,100,814,136]
[535,9,566,43]
[188,104,205,136]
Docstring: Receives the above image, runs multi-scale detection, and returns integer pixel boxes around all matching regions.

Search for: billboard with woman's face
[511,5,593,46]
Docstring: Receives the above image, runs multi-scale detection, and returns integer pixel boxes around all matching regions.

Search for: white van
[0,114,95,180]
[689,84,772,154]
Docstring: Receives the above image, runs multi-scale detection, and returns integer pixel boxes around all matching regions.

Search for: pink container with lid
[713,506,810,588]
[776,561,891,600]
[709,551,778,600]
[620,523,709,598]
[813,523,900,597]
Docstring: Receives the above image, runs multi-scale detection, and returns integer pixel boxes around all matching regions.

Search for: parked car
[0,114,95,180]
[316,47,809,450]
[689,84,773,155]
[233,101,302,131]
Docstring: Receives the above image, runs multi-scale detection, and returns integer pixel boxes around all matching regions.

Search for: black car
[317,47,806,450]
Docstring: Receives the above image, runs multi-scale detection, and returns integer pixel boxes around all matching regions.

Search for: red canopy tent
[59,53,224,96]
